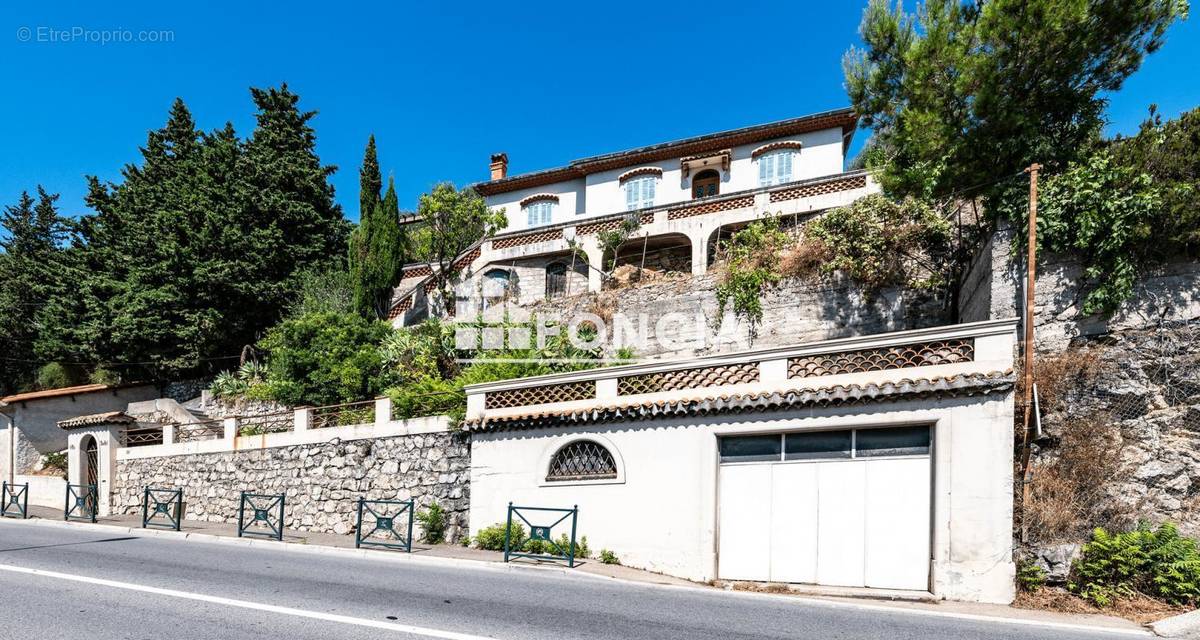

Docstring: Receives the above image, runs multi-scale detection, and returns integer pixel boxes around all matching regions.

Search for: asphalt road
[0,522,1133,640]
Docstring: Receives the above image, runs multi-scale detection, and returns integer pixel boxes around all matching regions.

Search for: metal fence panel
[354,498,414,552]
[141,487,183,531]
[237,491,285,541]
[1,482,28,519]
[503,502,579,567]
[64,484,97,523]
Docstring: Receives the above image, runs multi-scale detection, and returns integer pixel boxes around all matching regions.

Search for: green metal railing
[237,491,285,541]
[1,482,28,519]
[141,487,183,531]
[64,484,97,523]
[503,502,579,567]
[354,498,414,552]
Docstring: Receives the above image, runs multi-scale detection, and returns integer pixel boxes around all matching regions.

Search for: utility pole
[1019,163,1040,543]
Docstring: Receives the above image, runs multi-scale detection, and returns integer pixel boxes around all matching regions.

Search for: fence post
[374,396,392,428]
[503,502,514,563]
[162,423,176,445]
[294,408,312,433]
[223,417,238,441]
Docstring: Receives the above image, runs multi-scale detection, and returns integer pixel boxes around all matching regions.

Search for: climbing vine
[714,218,789,336]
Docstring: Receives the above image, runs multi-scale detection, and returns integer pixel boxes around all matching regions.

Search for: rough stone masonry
[113,432,471,542]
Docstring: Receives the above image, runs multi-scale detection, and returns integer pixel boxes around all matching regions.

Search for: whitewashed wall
[469,395,1016,604]
[485,127,845,233]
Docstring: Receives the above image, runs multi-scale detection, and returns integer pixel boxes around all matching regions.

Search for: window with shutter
[624,175,656,210]
[757,150,794,187]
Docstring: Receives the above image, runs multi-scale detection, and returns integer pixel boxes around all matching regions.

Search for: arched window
[757,149,794,187]
[547,440,618,481]
[692,169,720,199]
[545,262,567,299]
[482,268,511,310]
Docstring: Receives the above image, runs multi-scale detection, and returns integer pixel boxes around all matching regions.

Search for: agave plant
[209,370,247,398]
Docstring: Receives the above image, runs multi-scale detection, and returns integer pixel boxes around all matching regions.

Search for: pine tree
[350,136,405,318]
[0,188,71,392]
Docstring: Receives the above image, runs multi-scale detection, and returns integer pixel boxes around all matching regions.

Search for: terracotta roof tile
[464,371,1014,432]
[58,411,135,430]
[1,383,125,405]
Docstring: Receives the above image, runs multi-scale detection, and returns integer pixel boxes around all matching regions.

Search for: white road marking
[0,563,498,640]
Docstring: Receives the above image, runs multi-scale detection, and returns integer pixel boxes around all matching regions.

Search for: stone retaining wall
[113,431,470,541]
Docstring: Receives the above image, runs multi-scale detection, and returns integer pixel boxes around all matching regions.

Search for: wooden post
[1020,163,1041,543]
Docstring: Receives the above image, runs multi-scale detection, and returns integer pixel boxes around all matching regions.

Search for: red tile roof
[1,383,122,405]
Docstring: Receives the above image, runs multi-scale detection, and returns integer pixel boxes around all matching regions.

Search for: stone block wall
[113,432,470,541]
[514,272,948,360]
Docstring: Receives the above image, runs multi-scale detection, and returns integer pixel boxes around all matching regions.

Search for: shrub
[1025,412,1129,543]
[599,549,620,565]
[257,312,393,406]
[1017,561,1046,592]
[805,194,952,292]
[1071,523,1200,607]
[416,501,447,544]
[473,522,526,551]
[41,452,68,478]
[35,362,83,390]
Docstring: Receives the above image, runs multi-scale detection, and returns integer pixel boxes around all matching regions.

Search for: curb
[1,515,580,578]
[1151,609,1200,638]
[1,516,1152,636]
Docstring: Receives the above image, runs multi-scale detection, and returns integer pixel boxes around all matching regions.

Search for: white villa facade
[388,108,877,324]
[464,320,1019,603]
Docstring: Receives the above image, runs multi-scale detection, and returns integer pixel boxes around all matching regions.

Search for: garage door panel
[864,457,931,590]
[816,461,867,587]
[718,464,772,581]
[768,464,818,583]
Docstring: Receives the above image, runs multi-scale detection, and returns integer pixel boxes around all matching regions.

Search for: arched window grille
[546,440,618,481]
[692,169,720,198]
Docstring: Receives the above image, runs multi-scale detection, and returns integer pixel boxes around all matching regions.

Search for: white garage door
[717,426,931,590]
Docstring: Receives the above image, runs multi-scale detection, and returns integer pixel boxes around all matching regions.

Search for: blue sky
[1,1,1196,225]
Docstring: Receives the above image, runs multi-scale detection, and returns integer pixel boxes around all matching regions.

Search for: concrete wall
[14,473,67,509]
[1,384,158,479]
[469,394,1016,603]
[486,127,845,233]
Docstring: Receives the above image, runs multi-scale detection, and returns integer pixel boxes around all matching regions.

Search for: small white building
[464,319,1018,604]
[388,108,877,324]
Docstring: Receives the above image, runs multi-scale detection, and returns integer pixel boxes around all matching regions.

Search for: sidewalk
[6,505,1149,636]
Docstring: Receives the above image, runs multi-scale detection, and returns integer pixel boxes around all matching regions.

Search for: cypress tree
[350,137,404,318]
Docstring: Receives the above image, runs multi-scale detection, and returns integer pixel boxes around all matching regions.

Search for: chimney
[489,153,508,181]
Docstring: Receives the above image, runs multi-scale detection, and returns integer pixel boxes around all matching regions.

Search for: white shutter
[758,155,770,186]
[780,151,792,183]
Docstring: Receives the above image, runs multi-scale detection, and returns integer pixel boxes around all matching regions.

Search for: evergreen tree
[240,83,349,308]
[0,188,71,392]
[53,88,351,382]
[844,0,1186,202]
[349,136,405,318]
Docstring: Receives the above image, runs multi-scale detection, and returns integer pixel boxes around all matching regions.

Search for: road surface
[0,522,1135,640]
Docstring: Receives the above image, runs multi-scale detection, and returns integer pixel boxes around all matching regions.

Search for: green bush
[599,549,620,565]
[35,362,83,390]
[473,522,526,551]
[257,312,393,406]
[416,501,447,544]
[41,452,68,478]
[1071,523,1200,606]
[1017,561,1046,593]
